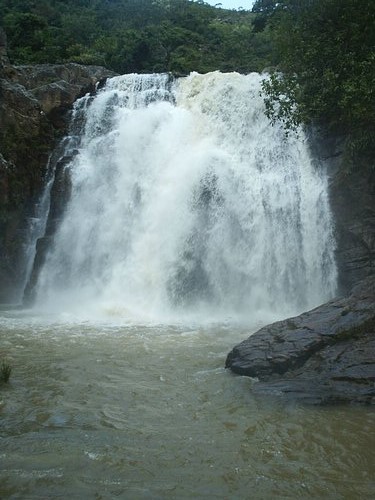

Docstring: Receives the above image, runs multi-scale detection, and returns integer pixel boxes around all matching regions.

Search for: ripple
[1,312,374,498]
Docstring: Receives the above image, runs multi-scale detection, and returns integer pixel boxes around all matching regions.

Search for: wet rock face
[309,130,375,293]
[23,153,74,305]
[0,79,54,301]
[0,47,115,302]
[330,167,375,293]
[226,277,375,404]
[0,27,8,66]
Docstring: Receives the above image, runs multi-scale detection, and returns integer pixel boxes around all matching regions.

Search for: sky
[204,0,255,10]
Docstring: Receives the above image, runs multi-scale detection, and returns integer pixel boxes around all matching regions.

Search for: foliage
[257,0,375,166]
[0,0,273,74]
[1,361,12,383]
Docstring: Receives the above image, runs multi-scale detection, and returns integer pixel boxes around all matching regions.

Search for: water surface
[1,311,373,499]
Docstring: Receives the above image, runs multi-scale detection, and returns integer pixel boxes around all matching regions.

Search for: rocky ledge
[226,277,375,404]
[4,62,116,128]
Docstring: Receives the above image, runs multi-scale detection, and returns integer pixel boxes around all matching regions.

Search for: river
[1,311,373,498]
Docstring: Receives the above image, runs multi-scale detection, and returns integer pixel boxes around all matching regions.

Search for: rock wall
[330,162,375,293]
[309,130,375,294]
[0,29,115,302]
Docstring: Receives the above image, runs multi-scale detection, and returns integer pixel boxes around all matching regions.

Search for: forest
[0,0,273,74]
[0,0,374,164]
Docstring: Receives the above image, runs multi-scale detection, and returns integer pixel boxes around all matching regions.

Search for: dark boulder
[226,277,375,404]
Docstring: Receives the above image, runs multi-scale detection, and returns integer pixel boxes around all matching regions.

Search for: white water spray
[33,72,336,322]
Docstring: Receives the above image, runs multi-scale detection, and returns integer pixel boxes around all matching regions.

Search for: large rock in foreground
[226,278,375,404]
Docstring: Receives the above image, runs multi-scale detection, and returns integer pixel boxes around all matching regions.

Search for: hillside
[0,0,272,74]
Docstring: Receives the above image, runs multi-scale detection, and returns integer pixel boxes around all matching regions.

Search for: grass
[0,361,12,384]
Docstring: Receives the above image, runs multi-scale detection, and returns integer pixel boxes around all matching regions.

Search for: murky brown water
[1,311,374,499]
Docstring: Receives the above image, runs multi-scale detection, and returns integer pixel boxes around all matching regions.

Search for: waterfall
[32,72,337,323]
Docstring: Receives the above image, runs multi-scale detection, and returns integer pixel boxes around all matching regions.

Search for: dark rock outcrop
[7,63,115,128]
[309,130,375,293]
[0,33,115,302]
[23,152,75,304]
[226,277,375,404]
[330,165,375,293]
[0,27,8,67]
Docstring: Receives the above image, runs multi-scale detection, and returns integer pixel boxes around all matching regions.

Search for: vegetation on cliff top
[0,0,374,164]
[257,0,375,167]
[0,0,273,74]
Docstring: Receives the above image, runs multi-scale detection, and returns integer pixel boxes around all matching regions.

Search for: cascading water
[32,72,337,322]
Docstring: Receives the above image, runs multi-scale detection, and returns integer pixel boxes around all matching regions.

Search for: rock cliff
[309,130,375,294]
[0,28,115,302]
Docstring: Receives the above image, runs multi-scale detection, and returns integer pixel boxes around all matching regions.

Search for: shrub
[0,361,12,383]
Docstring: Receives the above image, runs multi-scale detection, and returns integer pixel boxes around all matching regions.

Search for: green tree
[261,0,375,166]
[3,12,50,62]
[0,0,270,74]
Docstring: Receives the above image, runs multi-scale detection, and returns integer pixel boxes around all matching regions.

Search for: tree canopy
[257,0,375,166]
[1,0,373,165]
[0,0,273,74]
